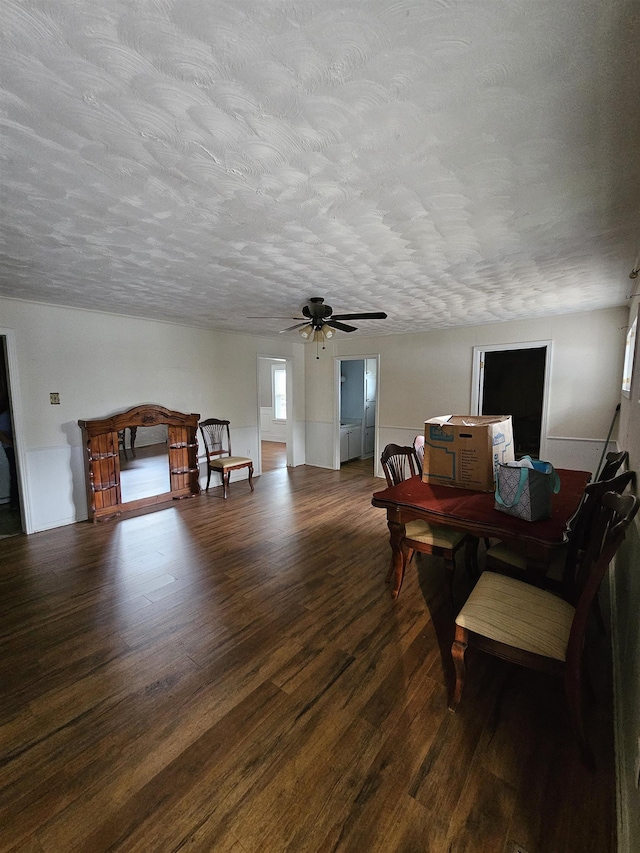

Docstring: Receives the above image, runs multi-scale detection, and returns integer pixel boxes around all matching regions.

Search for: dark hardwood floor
[0,460,616,852]
[261,441,286,472]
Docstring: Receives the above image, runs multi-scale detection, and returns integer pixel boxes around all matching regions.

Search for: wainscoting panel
[26,445,87,531]
[304,421,335,469]
[260,406,286,442]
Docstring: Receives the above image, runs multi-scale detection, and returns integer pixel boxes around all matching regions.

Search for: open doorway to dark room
[0,337,22,537]
[481,346,547,458]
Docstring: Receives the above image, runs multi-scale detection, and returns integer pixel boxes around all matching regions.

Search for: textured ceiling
[1,0,639,338]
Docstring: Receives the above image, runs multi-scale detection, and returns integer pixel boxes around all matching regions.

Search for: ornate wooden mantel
[78,404,200,522]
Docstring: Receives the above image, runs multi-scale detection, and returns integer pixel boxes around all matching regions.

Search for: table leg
[465,536,479,580]
[387,519,407,598]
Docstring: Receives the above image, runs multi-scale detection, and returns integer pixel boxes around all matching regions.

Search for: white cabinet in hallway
[340,423,362,463]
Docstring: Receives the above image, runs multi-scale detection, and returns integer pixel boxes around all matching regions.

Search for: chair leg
[565,665,595,768]
[222,471,229,499]
[248,464,254,492]
[205,467,211,491]
[443,555,456,612]
[386,521,407,598]
[593,592,606,634]
[465,537,479,580]
[386,549,411,585]
[386,556,394,584]
[449,624,468,711]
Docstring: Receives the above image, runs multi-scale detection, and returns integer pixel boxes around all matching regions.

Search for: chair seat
[405,519,466,550]
[455,571,574,661]
[208,456,252,470]
[486,540,567,581]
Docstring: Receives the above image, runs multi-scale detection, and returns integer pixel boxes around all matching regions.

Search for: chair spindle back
[199,419,231,460]
[380,444,421,487]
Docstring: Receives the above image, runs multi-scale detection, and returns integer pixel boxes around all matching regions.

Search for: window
[622,315,637,397]
[272,365,286,421]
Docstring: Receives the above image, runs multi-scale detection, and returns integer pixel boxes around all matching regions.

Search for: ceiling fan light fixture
[321,324,334,339]
[284,297,387,342]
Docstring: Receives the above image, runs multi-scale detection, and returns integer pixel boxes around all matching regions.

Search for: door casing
[471,340,552,460]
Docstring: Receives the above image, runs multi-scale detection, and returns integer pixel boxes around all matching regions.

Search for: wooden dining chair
[117,427,137,461]
[199,418,254,499]
[485,470,635,590]
[596,450,628,481]
[117,429,128,460]
[380,443,469,602]
[413,434,425,474]
[449,490,639,765]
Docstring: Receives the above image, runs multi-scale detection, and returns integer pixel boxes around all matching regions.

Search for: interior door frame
[333,353,380,469]
[471,340,552,460]
[256,353,293,473]
[0,327,31,533]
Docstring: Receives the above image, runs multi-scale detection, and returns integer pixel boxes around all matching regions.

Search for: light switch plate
[50,392,60,405]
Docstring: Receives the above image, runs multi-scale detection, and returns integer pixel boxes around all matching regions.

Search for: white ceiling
[1,1,639,338]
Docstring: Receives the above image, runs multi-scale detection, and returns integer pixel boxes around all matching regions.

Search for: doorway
[0,336,23,537]
[472,342,551,459]
[337,356,379,468]
[258,356,289,472]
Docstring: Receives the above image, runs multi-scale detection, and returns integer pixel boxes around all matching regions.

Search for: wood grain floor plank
[444,763,516,853]
[63,680,292,853]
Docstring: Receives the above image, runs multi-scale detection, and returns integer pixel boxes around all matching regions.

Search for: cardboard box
[422,415,514,491]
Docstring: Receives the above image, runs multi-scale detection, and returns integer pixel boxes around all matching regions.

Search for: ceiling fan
[252,296,388,340]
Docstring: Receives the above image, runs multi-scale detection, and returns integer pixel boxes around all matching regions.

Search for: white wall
[613,295,640,853]
[303,307,627,476]
[0,297,304,531]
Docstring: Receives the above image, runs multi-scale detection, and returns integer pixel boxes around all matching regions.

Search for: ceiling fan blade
[330,312,388,320]
[327,319,357,333]
[280,322,309,332]
[248,315,305,319]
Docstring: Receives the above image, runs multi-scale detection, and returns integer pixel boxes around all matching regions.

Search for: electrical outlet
[50,392,60,405]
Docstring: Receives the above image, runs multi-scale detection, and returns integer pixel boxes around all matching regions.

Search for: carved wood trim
[78,404,200,522]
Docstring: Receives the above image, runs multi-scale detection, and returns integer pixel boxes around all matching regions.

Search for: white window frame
[622,314,637,399]
[272,363,287,422]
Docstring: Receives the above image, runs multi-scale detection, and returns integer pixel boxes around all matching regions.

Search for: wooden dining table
[371,468,591,598]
